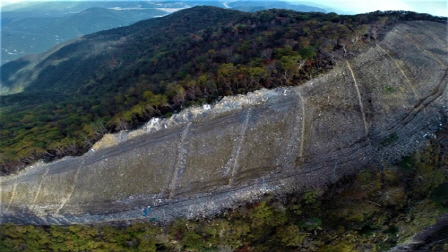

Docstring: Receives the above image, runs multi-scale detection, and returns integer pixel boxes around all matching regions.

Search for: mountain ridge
[0,6,446,175]
[1,1,330,65]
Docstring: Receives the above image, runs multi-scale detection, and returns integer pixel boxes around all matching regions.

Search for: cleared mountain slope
[0,20,446,225]
[4,7,400,173]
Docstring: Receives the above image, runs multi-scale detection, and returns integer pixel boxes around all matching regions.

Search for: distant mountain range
[1,1,191,65]
[1,0,327,65]
[227,1,325,13]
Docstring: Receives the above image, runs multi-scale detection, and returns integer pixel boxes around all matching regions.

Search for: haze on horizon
[1,0,447,17]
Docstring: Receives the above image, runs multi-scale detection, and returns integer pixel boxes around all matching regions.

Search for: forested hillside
[1,0,214,64]
[0,6,446,174]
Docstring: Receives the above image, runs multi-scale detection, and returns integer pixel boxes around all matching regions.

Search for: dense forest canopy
[0,6,446,174]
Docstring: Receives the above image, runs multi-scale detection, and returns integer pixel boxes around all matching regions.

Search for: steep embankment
[1,20,447,225]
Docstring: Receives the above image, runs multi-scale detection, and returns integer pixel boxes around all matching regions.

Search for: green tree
[249,67,268,88]
[276,225,306,247]
[280,55,304,84]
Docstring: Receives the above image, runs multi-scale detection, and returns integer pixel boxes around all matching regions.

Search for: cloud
[1,0,38,7]
[1,0,20,7]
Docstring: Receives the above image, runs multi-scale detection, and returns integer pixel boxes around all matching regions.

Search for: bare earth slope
[1,21,447,225]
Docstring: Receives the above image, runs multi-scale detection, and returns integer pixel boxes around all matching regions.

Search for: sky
[1,0,447,17]
[291,0,448,16]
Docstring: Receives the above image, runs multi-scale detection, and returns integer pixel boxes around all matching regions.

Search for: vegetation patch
[383,85,395,93]
[381,132,399,146]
